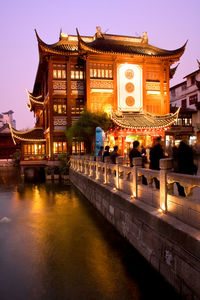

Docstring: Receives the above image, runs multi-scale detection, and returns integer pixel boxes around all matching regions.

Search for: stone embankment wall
[70,168,200,299]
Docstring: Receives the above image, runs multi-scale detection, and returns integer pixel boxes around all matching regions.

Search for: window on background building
[189,94,198,105]
[53,99,67,114]
[71,98,85,115]
[53,142,67,154]
[181,84,187,91]
[182,118,192,126]
[71,64,84,80]
[53,64,67,79]
[171,89,176,97]
[191,75,196,85]
[174,118,183,126]
[181,99,187,109]
[90,63,113,79]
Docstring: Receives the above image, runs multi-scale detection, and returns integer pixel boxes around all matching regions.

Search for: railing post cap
[132,157,143,166]
[116,156,124,164]
[160,158,173,170]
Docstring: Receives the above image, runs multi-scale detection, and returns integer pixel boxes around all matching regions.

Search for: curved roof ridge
[111,108,180,129]
[34,29,78,55]
[77,29,187,58]
[9,124,45,144]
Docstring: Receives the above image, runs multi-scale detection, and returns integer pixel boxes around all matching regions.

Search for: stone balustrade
[70,155,200,230]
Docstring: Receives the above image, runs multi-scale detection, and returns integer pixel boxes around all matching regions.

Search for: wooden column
[67,57,72,127]
[165,62,170,113]
[160,62,165,115]
[48,57,54,160]
[142,59,147,111]
[85,56,91,110]
[113,58,118,110]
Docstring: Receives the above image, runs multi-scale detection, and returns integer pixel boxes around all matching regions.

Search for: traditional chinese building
[10,27,185,161]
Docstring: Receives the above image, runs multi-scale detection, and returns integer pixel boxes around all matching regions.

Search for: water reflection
[0,168,181,300]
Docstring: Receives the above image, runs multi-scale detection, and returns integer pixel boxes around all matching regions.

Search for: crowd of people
[98,138,198,193]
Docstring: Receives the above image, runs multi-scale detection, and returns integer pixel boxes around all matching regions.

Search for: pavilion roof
[169,64,179,79]
[111,108,180,129]
[26,90,44,111]
[9,126,45,144]
[35,30,79,55]
[35,28,187,59]
[77,29,187,59]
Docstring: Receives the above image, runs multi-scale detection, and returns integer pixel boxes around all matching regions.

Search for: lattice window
[53,142,67,154]
[72,141,85,154]
[90,63,113,79]
[53,64,67,79]
[71,98,85,115]
[146,71,160,82]
[53,99,67,115]
[71,64,84,80]
[24,144,45,155]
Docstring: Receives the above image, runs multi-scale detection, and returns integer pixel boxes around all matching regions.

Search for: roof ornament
[142,32,148,44]
[95,26,104,39]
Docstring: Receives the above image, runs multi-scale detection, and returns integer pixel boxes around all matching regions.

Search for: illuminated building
[169,60,200,145]
[10,27,186,160]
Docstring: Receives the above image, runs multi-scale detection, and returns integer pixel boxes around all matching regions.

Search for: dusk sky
[1,0,200,129]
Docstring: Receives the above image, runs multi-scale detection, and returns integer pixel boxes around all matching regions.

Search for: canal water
[0,167,181,300]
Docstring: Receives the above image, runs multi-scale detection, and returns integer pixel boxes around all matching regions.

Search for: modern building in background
[168,61,200,145]
[0,111,18,159]
[0,110,16,129]
[10,27,185,162]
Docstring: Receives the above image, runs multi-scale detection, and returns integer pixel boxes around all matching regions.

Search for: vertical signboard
[117,64,143,111]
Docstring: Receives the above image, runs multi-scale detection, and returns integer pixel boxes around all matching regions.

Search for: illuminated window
[53,64,66,79]
[72,141,85,154]
[90,63,113,79]
[71,98,85,115]
[53,99,67,115]
[53,142,67,154]
[24,144,45,157]
[146,71,159,81]
[71,64,84,80]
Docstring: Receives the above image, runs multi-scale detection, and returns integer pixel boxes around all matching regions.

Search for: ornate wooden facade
[10,27,185,160]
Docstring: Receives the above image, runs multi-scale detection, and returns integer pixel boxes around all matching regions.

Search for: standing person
[129,141,141,167]
[110,145,119,164]
[103,146,110,162]
[149,136,165,170]
[149,136,165,189]
[176,140,197,196]
[98,146,104,157]
[177,140,197,175]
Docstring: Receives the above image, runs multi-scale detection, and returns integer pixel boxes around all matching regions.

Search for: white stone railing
[70,155,200,230]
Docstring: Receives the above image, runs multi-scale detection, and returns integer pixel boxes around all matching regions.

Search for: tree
[65,110,112,153]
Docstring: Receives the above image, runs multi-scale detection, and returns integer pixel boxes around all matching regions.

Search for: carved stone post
[116,156,124,189]
[132,157,142,198]
[104,157,111,184]
[160,158,173,212]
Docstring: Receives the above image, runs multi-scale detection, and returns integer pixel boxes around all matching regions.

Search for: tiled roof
[26,90,44,111]
[35,30,78,55]
[9,126,45,144]
[169,64,179,79]
[77,30,187,58]
[111,109,180,129]
[35,29,187,58]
